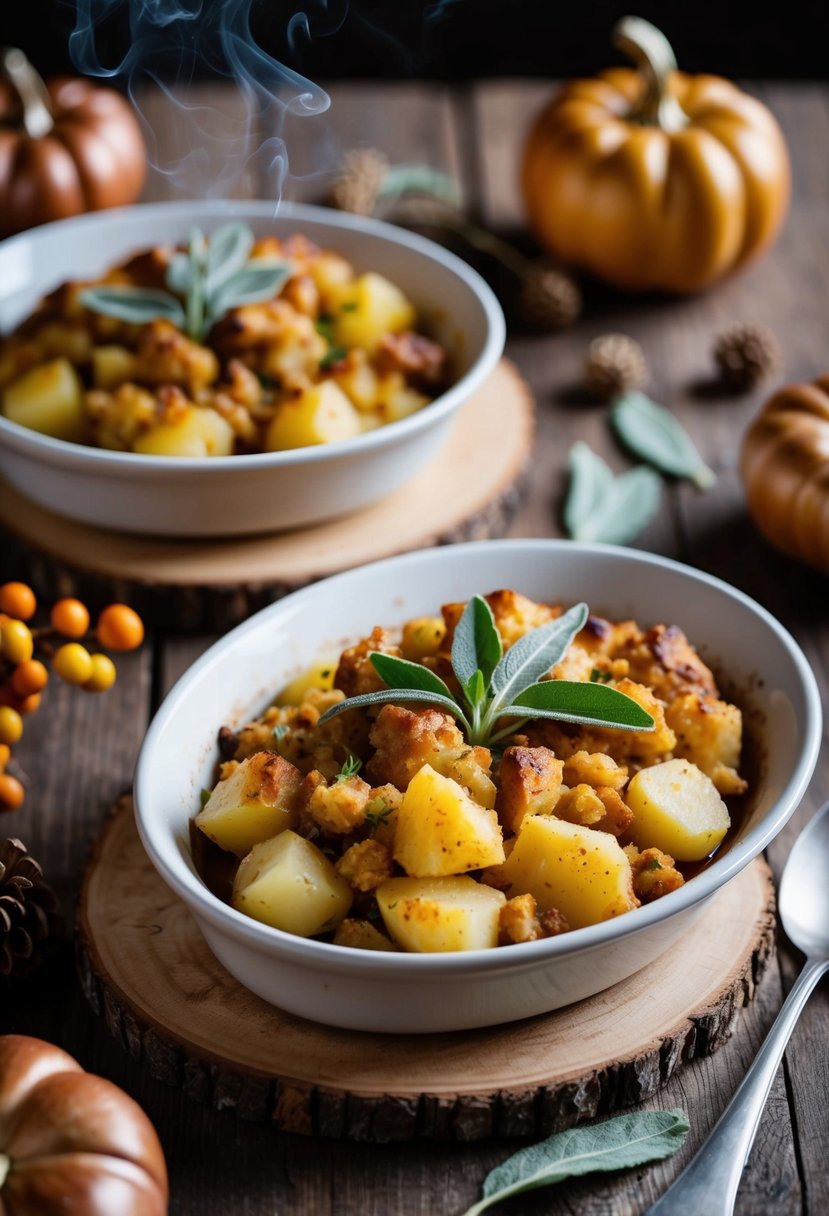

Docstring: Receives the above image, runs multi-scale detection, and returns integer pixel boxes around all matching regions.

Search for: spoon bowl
[779,803,829,957]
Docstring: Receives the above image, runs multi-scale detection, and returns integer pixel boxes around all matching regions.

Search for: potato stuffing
[193,589,749,953]
[0,228,449,455]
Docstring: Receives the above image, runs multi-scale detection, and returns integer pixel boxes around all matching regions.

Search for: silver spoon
[647,799,829,1216]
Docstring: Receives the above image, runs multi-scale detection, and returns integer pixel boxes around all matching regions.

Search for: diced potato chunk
[333,273,416,351]
[196,752,303,856]
[275,658,337,706]
[393,764,505,878]
[133,406,234,456]
[333,919,397,951]
[2,357,87,443]
[232,830,352,936]
[400,616,447,662]
[91,345,137,390]
[626,758,730,861]
[377,875,506,952]
[266,381,361,450]
[497,815,638,929]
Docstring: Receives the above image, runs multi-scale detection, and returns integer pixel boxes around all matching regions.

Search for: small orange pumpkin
[522,17,790,293]
[0,1034,168,1215]
[0,48,146,239]
[741,377,829,574]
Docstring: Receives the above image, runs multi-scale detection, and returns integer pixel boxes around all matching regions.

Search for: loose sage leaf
[563,442,615,538]
[612,392,716,489]
[451,594,502,691]
[370,652,457,701]
[206,221,255,291]
[378,164,461,207]
[78,286,185,328]
[318,687,466,726]
[507,678,654,731]
[461,1109,690,1216]
[210,260,293,316]
[489,602,588,711]
[565,444,662,545]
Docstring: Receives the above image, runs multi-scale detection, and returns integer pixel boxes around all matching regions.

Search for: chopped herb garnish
[320,346,349,371]
[365,796,393,829]
[273,724,289,741]
[315,314,335,343]
[336,754,363,783]
[589,668,613,684]
[340,300,358,312]
[646,856,663,870]
[199,787,212,808]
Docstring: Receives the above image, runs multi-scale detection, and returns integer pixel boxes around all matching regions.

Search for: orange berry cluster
[0,582,144,812]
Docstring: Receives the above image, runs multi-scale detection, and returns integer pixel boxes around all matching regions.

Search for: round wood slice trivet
[76,797,776,1143]
[2,359,533,632]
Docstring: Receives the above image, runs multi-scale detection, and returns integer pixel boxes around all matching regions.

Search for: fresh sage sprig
[564,441,662,545]
[460,1108,690,1216]
[612,391,716,489]
[318,595,654,747]
[78,222,292,344]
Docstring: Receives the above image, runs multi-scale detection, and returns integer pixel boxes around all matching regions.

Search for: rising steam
[70,0,345,201]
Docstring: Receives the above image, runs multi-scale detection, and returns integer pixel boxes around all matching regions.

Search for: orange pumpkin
[522,17,790,293]
[0,1034,168,1215]
[741,377,829,575]
[0,48,146,239]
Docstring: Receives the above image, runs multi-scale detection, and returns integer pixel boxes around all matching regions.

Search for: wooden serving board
[3,359,533,632]
[76,797,776,1143]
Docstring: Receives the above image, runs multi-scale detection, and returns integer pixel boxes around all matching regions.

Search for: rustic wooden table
[2,80,828,1216]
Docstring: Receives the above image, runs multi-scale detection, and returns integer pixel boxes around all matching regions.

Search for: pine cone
[329,148,390,217]
[0,837,62,979]
[585,333,648,399]
[713,323,780,390]
[520,261,582,331]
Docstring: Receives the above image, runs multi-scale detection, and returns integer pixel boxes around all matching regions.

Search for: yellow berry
[83,653,117,694]
[0,707,23,745]
[96,604,144,652]
[0,743,10,769]
[11,658,48,697]
[50,597,91,638]
[0,582,36,621]
[53,643,93,686]
[0,773,24,810]
[18,692,41,715]
[1,620,33,665]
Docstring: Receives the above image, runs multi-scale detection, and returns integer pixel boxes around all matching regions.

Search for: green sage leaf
[507,678,654,731]
[451,594,502,692]
[565,445,662,545]
[206,221,255,290]
[370,652,457,701]
[318,688,466,727]
[78,286,185,328]
[461,1109,689,1216]
[563,442,614,538]
[210,260,293,316]
[489,602,587,711]
[612,392,715,489]
[165,252,194,296]
[377,164,461,207]
[464,669,486,708]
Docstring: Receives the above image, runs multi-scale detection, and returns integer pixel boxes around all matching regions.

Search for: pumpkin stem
[0,47,54,139]
[612,16,688,133]
[0,1152,10,1189]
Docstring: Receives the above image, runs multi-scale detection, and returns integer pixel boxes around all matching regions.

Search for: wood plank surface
[2,77,828,1216]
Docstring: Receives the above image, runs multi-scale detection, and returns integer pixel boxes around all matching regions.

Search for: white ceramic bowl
[134,540,821,1033]
[0,200,504,537]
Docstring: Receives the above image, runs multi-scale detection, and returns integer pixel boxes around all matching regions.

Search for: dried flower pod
[585,333,648,399]
[520,260,582,331]
[329,147,390,216]
[713,323,780,390]
[0,837,62,979]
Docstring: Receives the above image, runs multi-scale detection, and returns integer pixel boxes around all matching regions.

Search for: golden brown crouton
[306,772,371,834]
[621,624,719,704]
[628,846,685,902]
[332,919,397,951]
[594,786,634,837]
[335,626,402,698]
[496,745,564,833]
[665,692,748,795]
[365,704,465,789]
[498,893,542,944]
[134,319,219,393]
[563,750,628,791]
[336,839,393,892]
[554,783,606,827]
[576,615,640,656]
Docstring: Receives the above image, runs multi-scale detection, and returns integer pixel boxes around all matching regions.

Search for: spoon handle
[646,957,829,1216]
